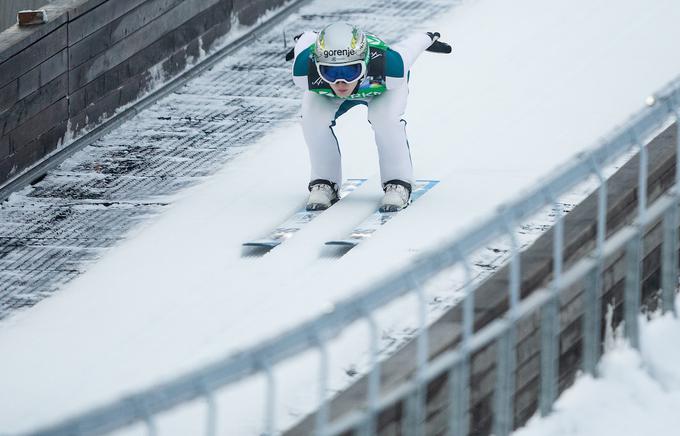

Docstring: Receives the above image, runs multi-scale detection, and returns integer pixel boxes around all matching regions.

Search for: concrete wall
[286,123,679,435]
[0,0,288,187]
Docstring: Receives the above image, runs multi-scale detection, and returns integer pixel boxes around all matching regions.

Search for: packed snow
[2,0,680,434]
[513,299,680,436]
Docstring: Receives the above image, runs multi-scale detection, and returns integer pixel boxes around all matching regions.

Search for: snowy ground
[513,298,680,436]
[2,0,680,434]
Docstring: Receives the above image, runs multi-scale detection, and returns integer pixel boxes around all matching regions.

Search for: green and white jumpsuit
[291,31,433,190]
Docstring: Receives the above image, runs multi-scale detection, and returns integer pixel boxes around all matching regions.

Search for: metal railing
[30,77,680,435]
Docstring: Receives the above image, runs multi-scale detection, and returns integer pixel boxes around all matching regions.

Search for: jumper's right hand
[426,32,452,54]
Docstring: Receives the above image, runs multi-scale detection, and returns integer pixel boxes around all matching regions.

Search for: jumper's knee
[368,116,404,132]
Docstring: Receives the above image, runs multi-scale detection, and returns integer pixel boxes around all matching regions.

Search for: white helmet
[314,23,369,84]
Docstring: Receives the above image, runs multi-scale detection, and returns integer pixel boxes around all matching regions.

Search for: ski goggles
[317,62,366,84]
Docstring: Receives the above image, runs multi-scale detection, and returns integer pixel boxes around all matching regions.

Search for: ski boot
[306,179,339,211]
[380,180,411,212]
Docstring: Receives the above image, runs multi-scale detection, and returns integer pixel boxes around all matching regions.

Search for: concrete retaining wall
[0,0,288,187]
[286,123,678,435]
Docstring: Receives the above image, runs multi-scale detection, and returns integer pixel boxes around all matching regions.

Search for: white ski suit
[291,31,433,190]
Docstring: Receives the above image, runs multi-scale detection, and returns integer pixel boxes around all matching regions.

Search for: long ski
[325,180,439,249]
[243,178,367,252]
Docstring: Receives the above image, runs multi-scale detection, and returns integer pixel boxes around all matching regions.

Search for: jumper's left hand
[285,32,314,61]
[426,32,452,54]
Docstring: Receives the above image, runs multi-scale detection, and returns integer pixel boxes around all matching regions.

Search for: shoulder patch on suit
[385,48,405,78]
[294,46,313,77]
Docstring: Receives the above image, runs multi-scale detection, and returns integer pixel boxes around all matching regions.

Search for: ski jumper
[291,31,432,189]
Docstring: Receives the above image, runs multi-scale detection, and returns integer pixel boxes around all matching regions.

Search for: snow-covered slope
[2,0,680,434]
[513,299,680,436]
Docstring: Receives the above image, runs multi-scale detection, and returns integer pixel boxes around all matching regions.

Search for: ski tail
[324,179,439,251]
[243,178,368,253]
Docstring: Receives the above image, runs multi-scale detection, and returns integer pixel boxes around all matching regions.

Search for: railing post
[493,325,514,436]
[133,398,157,436]
[582,154,607,376]
[665,108,680,317]
[314,331,330,436]
[624,138,647,350]
[198,380,217,436]
[662,204,678,317]
[404,276,429,436]
[539,190,562,416]
[448,250,473,436]
[624,234,642,349]
[263,362,277,436]
[493,213,519,436]
[361,312,381,436]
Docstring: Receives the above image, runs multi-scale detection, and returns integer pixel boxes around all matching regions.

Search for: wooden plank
[69,0,225,134]
[68,0,221,93]
[0,72,67,138]
[17,65,40,101]
[0,3,69,64]
[233,0,287,26]
[9,119,67,181]
[69,0,186,68]
[39,48,68,86]
[8,48,67,107]
[69,72,150,134]
[69,1,229,118]
[8,97,67,153]
[68,0,149,44]
[0,154,14,182]
[0,24,66,89]
[66,0,114,20]
[0,134,9,161]
[0,80,19,114]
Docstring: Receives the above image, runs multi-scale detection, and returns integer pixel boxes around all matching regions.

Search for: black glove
[426,31,452,54]
[285,33,309,61]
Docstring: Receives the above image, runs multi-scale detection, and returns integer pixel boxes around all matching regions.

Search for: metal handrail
[28,75,680,436]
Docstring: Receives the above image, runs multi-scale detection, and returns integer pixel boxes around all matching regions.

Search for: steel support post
[448,357,469,436]
[539,193,563,416]
[581,154,607,376]
[448,253,473,436]
[402,389,419,436]
[582,267,601,376]
[315,336,330,436]
[624,234,642,350]
[539,298,558,417]
[263,364,277,436]
[662,205,678,316]
[493,215,520,436]
[493,326,515,436]
[624,139,647,349]
[360,313,381,436]
[144,416,158,436]
[205,389,217,436]
[412,280,430,436]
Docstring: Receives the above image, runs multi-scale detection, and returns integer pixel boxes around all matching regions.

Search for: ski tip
[241,242,278,257]
[243,241,281,249]
[325,240,359,247]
